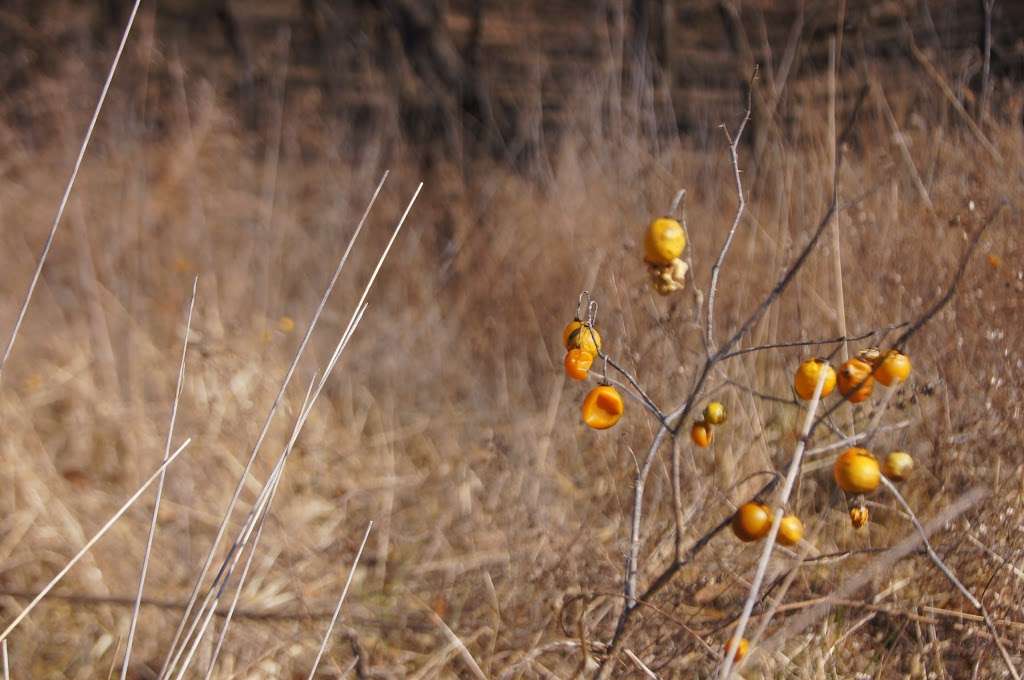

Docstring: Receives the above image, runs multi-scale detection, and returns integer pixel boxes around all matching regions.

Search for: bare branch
[598,83,870,676]
[706,68,756,353]
[720,322,909,361]
[603,355,668,425]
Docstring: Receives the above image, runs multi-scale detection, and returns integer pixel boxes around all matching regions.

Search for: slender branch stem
[882,477,1021,680]
[706,69,755,354]
[720,322,908,361]
[603,355,668,424]
[804,419,912,458]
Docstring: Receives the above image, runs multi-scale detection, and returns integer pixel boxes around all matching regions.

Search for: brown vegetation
[0,1,1023,678]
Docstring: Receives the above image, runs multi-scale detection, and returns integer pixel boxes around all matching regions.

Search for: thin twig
[0,439,192,642]
[120,278,197,680]
[604,355,668,424]
[867,71,934,210]
[706,68,756,354]
[720,322,909,360]
[593,372,667,426]
[0,0,142,382]
[306,522,374,679]
[891,202,1005,350]
[881,477,1021,680]
[906,27,1002,163]
[804,419,913,458]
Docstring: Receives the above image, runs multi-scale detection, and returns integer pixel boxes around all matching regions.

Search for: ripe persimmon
[732,502,772,542]
[643,217,686,265]
[703,401,726,426]
[834,448,881,494]
[883,451,914,481]
[582,385,624,430]
[794,359,836,401]
[778,515,804,547]
[874,350,911,387]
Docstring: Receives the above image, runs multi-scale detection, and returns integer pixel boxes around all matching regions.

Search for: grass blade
[0,0,143,382]
[0,438,192,643]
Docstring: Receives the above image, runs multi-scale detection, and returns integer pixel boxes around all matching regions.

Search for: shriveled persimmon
[849,505,869,529]
[837,358,874,403]
[562,320,584,349]
[691,421,713,448]
[566,324,602,356]
[564,349,593,381]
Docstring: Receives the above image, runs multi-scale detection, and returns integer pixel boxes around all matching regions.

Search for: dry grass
[1,16,1024,679]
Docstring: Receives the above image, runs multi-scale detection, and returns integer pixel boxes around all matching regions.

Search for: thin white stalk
[168,177,408,673]
[0,438,192,642]
[120,278,197,680]
[201,512,270,679]
[828,36,853,436]
[720,365,829,678]
[624,649,659,679]
[163,175,411,667]
[306,522,374,680]
[0,0,142,382]
[156,172,389,679]
[179,309,365,677]
[171,594,219,680]
[178,304,369,679]
[202,374,321,678]
[2,639,8,680]
[167,182,419,679]
[805,419,912,458]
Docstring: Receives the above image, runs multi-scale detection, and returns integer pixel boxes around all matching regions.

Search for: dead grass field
[1,8,1024,679]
